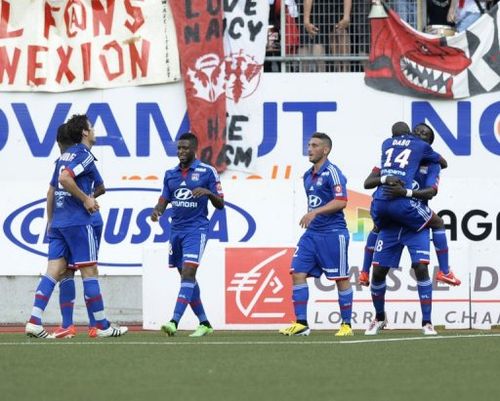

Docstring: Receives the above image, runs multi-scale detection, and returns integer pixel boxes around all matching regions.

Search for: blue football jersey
[49,143,98,228]
[374,134,441,200]
[303,160,348,232]
[89,163,104,227]
[413,162,440,204]
[160,159,223,231]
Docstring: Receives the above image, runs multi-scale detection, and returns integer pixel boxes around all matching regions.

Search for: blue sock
[432,228,449,274]
[83,277,110,330]
[29,275,57,325]
[59,278,75,328]
[172,279,196,323]
[292,283,309,324]
[338,286,353,324]
[362,231,378,273]
[86,296,97,328]
[370,280,387,320]
[417,279,433,323]
[190,282,208,323]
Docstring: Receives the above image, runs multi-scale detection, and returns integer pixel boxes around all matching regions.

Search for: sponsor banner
[1,178,499,275]
[1,74,499,184]
[169,0,227,172]
[0,0,180,91]
[225,247,294,324]
[223,0,268,172]
[366,4,500,99]
[143,243,500,330]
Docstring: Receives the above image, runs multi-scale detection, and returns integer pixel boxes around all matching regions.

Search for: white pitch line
[0,333,499,346]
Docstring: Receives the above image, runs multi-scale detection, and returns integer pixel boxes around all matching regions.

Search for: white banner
[0,0,180,91]
[223,0,269,172]
[143,242,500,330]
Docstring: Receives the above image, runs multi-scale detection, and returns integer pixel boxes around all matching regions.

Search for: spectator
[447,0,485,32]
[303,0,352,72]
[427,0,452,26]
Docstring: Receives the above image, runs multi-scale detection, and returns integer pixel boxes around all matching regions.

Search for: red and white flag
[170,0,227,172]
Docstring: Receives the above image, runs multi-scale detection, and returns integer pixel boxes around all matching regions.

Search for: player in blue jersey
[48,124,106,339]
[370,121,446,233]
[25,115,127,339]
[359,123,460,287]
[279,132,353,337]
[151,132,224,337]
[362,123,448,335]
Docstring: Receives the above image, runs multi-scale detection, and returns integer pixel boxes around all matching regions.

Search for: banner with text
[0,0,180,91]
[223,0,269,171]
[170,0,227,172]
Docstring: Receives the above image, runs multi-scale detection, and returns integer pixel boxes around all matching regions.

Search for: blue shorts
[372,226,430,268]
[370,198,432,231]
[66,223,103,268]
[291,229,349,280]
[48,225,98,268]
[169,230,208,269]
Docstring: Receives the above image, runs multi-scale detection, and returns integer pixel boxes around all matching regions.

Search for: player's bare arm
[151,198,169,222]
[93,184,106,198]
[192,187,224,209]
[384,184,437,200]
[59,169,99,213]
[364,169,404,189]
[299,199,347,228]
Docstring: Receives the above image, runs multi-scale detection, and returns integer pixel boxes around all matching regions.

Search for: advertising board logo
[225,248,294,324]
[4,187,256,268]
[173,188,193,200]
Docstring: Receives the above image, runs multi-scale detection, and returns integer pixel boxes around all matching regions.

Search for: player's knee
[372,266,389,283]
[412,263,430,281]
[292,273,307,285]
[181,266,197,281]
[429,213,444,229]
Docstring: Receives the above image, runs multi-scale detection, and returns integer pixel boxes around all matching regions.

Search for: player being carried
[359,122,460,287]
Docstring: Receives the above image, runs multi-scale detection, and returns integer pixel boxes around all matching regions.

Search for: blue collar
[175,159,201,171]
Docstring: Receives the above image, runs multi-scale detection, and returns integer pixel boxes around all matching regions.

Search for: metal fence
[265,0,427,73]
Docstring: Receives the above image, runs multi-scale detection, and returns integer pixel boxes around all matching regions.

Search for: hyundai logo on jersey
[3,187,256,268]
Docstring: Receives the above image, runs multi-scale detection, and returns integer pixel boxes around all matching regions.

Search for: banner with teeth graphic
[365,3,500,99]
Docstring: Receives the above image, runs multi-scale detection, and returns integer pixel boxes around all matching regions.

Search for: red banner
[170,0,227,172]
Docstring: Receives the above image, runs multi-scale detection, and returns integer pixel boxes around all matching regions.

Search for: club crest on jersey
[316,177,323,186]
[419,166,429,174]
[191,173,200,181]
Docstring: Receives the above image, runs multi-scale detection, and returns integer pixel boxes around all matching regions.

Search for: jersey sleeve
[421,142,442,164]
[424,163,441,190]
[91,166,104,188]
[328,165,348,201]
[160,171,172,202]
[208,167,224,198]
[49,163,59,188]
[65,150,95,177]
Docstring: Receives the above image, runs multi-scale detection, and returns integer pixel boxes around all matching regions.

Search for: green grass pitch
[1,330,499,401]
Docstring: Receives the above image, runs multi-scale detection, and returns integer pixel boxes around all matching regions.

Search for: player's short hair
[391,121,410,136]
[56,123,73,151]
[414,123,435,145]
[178,132,198,149]
[311,132,332,150]
[66,114,90,144]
